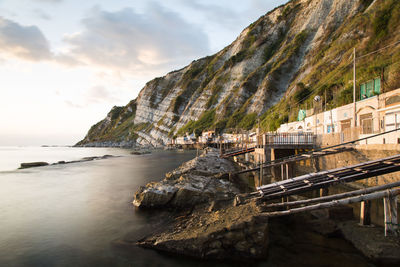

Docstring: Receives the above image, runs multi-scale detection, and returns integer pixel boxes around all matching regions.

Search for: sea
[0,146,374,267]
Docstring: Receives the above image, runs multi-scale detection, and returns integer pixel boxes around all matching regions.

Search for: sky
[0,0,287,146]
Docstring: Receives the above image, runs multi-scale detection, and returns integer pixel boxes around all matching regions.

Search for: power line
[289,41,400,109]
[357,39,400,60]
[262,40,400,125]
[288,61,353,108]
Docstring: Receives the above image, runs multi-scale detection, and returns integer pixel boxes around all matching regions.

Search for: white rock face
[80,0,366,147]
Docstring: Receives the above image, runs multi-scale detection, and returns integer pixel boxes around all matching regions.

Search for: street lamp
[314,95,321,135]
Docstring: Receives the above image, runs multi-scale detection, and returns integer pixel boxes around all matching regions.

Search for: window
[366,80,374,98]
[360,84,366,99]
[360,78,381,100]
[360,113,373,134]
[374,78,381,94]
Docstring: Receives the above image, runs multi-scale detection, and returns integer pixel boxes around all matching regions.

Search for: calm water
[0,147,374,266]
[0,147,212,267]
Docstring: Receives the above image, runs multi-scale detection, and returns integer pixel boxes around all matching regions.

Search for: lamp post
[314,95,321,135]
[353,47,357,127]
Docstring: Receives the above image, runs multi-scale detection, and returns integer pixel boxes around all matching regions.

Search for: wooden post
[220,138,223,157]
[360,200,371,226]
[384,192,398,237]
[285,163,289,179]
[259,157,263,186]
[320,187,329,197]
[285,163,290,203]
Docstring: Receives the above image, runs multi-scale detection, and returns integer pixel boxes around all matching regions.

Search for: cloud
[65,85,120,108]
[84,85,119,104]
[177,0,240,30]
[59,3,210,73]
[0,17,52,61]
[177,0,285,29]
[33,9,52,20]
[32,0,63,3]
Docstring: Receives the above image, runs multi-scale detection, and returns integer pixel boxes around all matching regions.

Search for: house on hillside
[276,86,400,145]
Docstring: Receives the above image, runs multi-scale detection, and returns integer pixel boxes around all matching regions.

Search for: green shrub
[172,95,184,114]
[373,9,391,39]
[337,87,353,106]
[177,109,216,136]
[293,83,311,103]
[238,113,257,130]
[226,110,245,129]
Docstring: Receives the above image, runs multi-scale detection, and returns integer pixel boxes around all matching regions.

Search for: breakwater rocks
[131,149,269,260]
[133,149,240,209]
[137,201,268,260]
[19,155,115,169]
[19,162,49,169]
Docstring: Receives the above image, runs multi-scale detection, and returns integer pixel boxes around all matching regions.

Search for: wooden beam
[262,188,400,218]
[265,181,400,209]
[328,174,339,180]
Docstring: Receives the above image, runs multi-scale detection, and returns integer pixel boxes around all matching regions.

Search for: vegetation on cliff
[78,0,400,146]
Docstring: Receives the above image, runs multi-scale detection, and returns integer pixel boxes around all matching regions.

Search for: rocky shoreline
[131,148,269,260]
[129,148,400,263]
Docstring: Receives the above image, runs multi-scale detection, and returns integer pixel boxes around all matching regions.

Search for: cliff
[77,0,400,147]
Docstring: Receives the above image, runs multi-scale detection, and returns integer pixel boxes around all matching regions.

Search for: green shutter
[366,80,374,97]
[374,78,381,94]
[298,109,306,121]
[360,84,366,99]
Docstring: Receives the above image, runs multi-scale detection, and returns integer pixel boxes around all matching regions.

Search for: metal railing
[258,133,316,147]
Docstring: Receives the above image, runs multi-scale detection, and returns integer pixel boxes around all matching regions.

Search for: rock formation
[133,149,239,209]
[77,0,400,147]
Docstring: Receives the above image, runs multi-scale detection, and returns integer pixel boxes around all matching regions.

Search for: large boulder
[133,149,240,209]
[133,184,177,208]
[137,201,269,260]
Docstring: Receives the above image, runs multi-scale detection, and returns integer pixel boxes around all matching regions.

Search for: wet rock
[338,221,400,264]
[130,150,151,155]
[20,155,116,170]
[133,149,240,209]
[19,162,49,169]
[133,185,177,208]
[137,201,269,260]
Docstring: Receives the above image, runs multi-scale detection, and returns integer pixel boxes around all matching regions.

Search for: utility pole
[353,47,357,127]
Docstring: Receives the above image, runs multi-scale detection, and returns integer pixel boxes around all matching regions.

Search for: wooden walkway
[221,147,255,158]
[237,146,353,174]
[256,154,400,201]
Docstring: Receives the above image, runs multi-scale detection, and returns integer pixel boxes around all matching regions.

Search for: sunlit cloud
[64,85,121,108]
[58,3,210,74]
[0,17,52,61]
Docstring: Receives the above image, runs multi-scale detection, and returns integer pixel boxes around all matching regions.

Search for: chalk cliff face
[77,0,400,147]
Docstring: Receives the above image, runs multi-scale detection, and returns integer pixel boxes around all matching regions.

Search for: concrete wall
[317,145,400,187]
